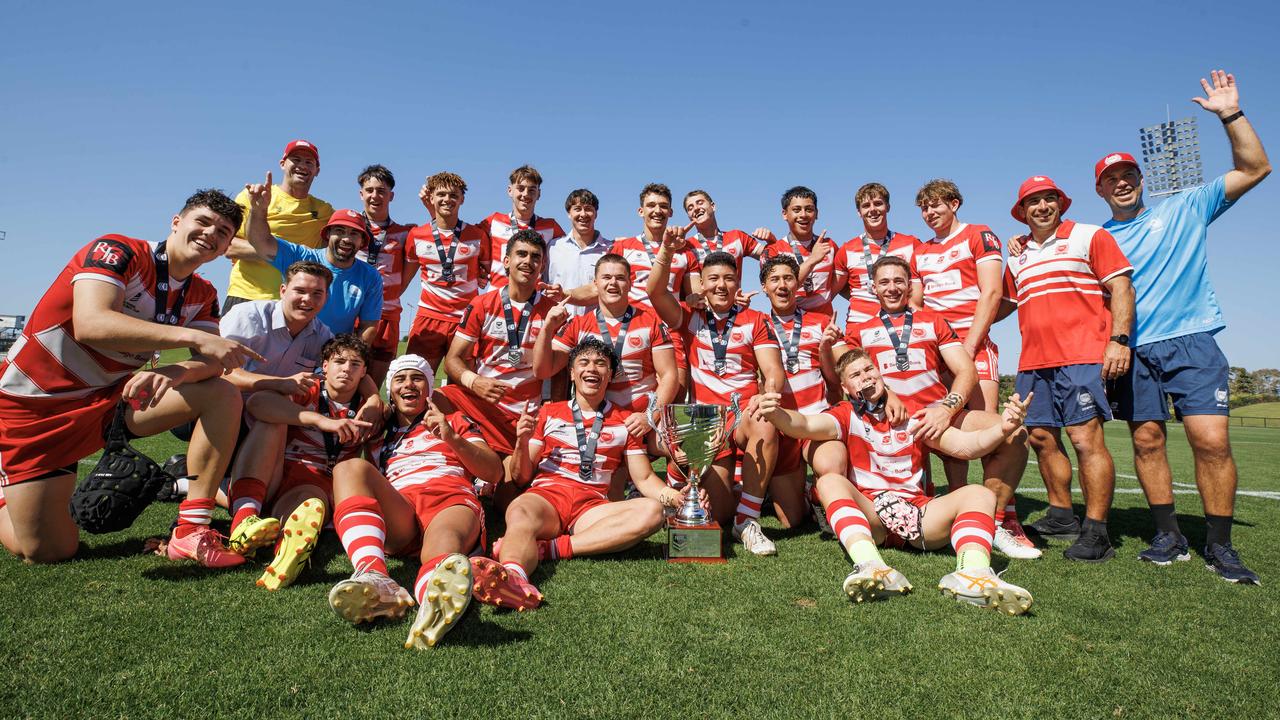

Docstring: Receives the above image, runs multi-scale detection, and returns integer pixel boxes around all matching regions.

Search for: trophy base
[666,519,726,563]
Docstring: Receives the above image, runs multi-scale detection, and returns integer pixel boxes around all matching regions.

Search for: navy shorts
[1015,364,1112,428]
[1109,332,1230,422]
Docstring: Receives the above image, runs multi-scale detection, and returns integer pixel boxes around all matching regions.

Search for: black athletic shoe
[155,454,188,502]
[1138,531,1190,565]
[1063,528,1115,563]
[1204,543,1260,585]
[1028,513,1081,540]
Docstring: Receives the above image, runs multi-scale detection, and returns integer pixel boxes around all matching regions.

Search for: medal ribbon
[877,309,914,372]
[430,221,463,283]
[501,287,536,365]
[705,307,739,374]
[595,306,635,377]
[771,309,804,373]
[317,387,363,468]
[151,242,191,326]
[569,398,607,483]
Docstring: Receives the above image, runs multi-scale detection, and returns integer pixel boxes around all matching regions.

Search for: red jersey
[611,235,700,311]
[912,223,1003,338]
[481,212,564,287]
[770,308,833,415]
[833,231,921,328]
[825,401,929,499]
[1004,220,1132,371]
[371,411,485,493]
[529,400,645,491]
[846,308,961,412]
[455,287,558,417]
[282,384,363,474]
[687,229,764,277]
[551,306,673,412]
[404,220,487,323]
[679,305,779,406]
[357,218,416,316]
[0,235,219,406]
[762,234,837,313]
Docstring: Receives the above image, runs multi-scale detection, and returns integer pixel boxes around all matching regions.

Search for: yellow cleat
[405,553,473,650]
[256,498,325,591]
[228,514,280,556]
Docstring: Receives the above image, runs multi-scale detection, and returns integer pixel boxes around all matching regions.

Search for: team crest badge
[731,331,744,343]
[895,431,908,443]
[599,431,614,444]
[1215,388,1229,404]
[628,336,643,348]
[1078,392,1094,407]
[912,328,925,338]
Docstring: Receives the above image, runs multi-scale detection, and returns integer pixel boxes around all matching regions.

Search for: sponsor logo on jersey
[84,239,134,273]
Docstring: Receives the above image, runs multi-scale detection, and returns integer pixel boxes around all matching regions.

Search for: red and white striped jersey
[611,235,700,311]
[551,306,673,412]
[357,218,416,315]
[845,309,961,413]
[529,400,645,491]
[678,305,779,406]
[771,309,833,415]
[762,234,837,313]
[370,412,485,493]
[0,235,219,405]
[825,401,930,499]
[833,232,921,327]
[282,383,363,474]
[1004,220,1132,371]
[481,212,565,287]
[455,287,557,417]
[687,229,765,277]
[404,221,487,322]
[912,223,1002,338]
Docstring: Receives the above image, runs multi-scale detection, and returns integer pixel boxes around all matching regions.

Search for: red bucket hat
[1011,176,1072,223]
[323,209,372,247]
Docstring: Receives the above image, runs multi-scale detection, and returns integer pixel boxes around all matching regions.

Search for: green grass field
[3,353,1279,718]
[1233,401,1280,418]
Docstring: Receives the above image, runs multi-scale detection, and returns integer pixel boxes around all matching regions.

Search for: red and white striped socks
[229,477,268,532]
[414,553,448,605]
[734,492,764,527]
[174,498,214,539]
[951,511,995,571]
[334,496,388,576]
[827,499,880,565]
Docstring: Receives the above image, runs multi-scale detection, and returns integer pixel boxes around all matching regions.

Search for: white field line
[1022,460,1280,501]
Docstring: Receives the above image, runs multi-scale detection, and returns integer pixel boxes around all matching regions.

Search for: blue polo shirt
[1102,175,1234,346]
[269,240,384,335]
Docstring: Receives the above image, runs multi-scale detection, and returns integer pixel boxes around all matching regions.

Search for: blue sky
[1,0,1276,370]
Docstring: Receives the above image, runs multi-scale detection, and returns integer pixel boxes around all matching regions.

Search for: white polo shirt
[220,300,333,385]
[544,230,613,316]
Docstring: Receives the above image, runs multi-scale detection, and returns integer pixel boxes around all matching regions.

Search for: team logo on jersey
[599,431,614,444]
[949,249,961,259]
[912,328,925,338]
[800,330,813,341]
[980,231,1001,253]
[1055,243,1069,255]
[731,331,744,343]
[1078,391,1094,407]
[880,435,891,444]
[1215,388,1228,405]
[1018,253,1028,265]
[457,245,472,256]
[975,359,988,371]
[493,319,506,332]
[895,431,908,443]
[83,239,134,274]
[628,336,643,348]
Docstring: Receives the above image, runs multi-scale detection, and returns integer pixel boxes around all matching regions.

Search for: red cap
[1094,151,1138,182]
[1011,176,1072,223]
[323,209,372,247]
[281,139,319,163]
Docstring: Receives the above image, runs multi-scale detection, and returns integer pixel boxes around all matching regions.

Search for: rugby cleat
[1137,530,1191,566]
[256,498,325,591]
[166,526,245,568]
[228,514,280,557]
[732,519,778,556]
[469,556,542,611]
[329,568,415,625]
[842,561,913,603]
[405,554,473,649]
[1204,543,1261,585]
[938,567,1033,616]
[994,525,1043,560]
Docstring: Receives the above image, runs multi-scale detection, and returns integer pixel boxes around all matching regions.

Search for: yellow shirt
[226,186,335,300]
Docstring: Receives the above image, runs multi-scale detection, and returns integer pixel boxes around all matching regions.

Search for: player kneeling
[478,337,685,610]
[751,348,1036,616]
[326,354,502,649]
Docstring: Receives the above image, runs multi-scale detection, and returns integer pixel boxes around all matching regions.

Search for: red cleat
[469,556,542,611]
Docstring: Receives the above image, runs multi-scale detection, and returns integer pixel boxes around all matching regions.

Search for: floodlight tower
[1138,112,1204,197]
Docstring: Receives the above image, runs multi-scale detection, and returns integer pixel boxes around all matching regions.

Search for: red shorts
[858,489,932,549]
[370,311,403,361]
[407,313,460,366]
[527,480,610,532]
[663,443,738,487]
[0,389,119,487]
[972,338,1000,383]
[278,462,334,501]
[390,481,486,556]
[775,435,813,476]
[435,384,518,455]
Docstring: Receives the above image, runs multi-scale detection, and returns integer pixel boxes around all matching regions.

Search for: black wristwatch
[1110,334,1130,346]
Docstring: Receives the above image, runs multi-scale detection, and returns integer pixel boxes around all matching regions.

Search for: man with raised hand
[1003,176,1134,562]
[472,337,678,611]
[1087,70,1269,582]
[683,189,767,277]
[751,348,1035,615]
[231,173,384,346]
[404,172,488,370]
[225,140,334,312]
[832,182,923,334]
[648,232,786,556]
[758,186,838,315]
[355,165,418,386]
[481,165,565,287]
[0,189,262,565]
[326,354,502,649]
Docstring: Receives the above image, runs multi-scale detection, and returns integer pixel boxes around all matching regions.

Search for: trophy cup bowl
[659,394,740,562]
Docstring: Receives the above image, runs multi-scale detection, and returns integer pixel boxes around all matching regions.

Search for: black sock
[1048,504,1075,522]
[1150,503,1180,534]
[1204,514,1233,547]
[1082,518,1109,537]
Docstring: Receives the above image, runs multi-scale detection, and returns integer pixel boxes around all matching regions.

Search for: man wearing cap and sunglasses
[1002,176,1135,562]
[230,172,384,349]
[224,140,335,313]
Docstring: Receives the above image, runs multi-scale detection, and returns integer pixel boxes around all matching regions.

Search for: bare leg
[127,377,243,504]
[1064,418,1115,523]
[495,493,561,575]
[1028,427,1075,510]
[564,498,665,556]
[1129,420,1175,506]
[0,473,80,563]
[1181,415,1237,517]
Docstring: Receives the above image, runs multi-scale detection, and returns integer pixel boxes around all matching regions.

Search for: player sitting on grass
[473,337,687,611]
[227,334,374,590]
[326,354,502,649]
[750,347,1036,615]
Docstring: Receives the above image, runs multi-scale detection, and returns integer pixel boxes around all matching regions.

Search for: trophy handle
[645,392,659,430]
[726,392,743,438]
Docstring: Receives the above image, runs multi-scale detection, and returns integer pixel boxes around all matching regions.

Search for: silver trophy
[660,393,741,526]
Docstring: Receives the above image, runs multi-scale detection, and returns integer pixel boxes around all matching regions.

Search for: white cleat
[842,561,913,603]
[732,519,777,556]
[938,567,1033,616]
[405,553,473,649]
[994,526,1043,560]
[328,568,414,625]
